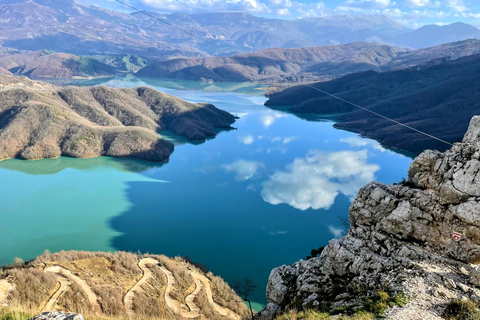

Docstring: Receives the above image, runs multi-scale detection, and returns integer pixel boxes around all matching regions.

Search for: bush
[443,299,480,320]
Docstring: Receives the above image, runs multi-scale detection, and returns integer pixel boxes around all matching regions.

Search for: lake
[0,77,412,304]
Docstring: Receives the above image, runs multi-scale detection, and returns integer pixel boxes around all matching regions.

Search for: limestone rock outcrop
[29,312,84,320]
[258,116,480,319]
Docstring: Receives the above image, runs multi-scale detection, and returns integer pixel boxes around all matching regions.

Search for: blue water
[0,77,412,303]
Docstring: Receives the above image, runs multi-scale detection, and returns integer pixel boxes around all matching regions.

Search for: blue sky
[81,0,480,28]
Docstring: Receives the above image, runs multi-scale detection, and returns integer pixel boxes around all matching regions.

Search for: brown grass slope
[0,50,117,78]
[0,75,236,162]
[0,251,248,320]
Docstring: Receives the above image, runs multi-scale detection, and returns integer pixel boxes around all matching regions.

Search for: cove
[0,77,413,303]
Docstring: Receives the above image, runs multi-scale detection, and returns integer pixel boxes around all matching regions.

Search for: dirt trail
[188,271,241,320]
[0,279,13,305]
[124,258,158,316]
[41,275,70,312]
[158,265,180,315]
[44,266,101,313]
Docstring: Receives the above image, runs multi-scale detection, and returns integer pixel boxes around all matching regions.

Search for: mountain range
[136,39,480,83]
[1,0,479,58]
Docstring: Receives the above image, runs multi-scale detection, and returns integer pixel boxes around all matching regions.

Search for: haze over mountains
[1,0,479,58]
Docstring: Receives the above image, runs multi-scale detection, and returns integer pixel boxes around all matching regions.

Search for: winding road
[41,275,70,312]
[125,258,240,319]
[44,266,101,313]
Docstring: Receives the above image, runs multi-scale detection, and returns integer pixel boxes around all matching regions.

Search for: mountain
[0,0,412,57]
[136,39,480,83]
[136,42,408,82]
[0,250,248,319]
[392,22,480,49]
[1,1,477,57]
[0,75,236,162]
[265,53,480,154]
[258,116,480,319]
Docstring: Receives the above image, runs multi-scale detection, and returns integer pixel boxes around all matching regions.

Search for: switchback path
[41,275,70,312]
[44,266,101,313]
[188,271,241,320]
[124,258,159,316]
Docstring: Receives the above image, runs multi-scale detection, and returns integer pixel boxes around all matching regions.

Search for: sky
[80,0,480,28]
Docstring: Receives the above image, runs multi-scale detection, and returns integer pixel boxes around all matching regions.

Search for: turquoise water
[0,77,412,303]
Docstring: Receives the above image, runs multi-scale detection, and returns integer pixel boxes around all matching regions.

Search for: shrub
[442,299,480,320]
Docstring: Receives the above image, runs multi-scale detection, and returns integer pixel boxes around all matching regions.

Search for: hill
[257,116,480,320]
[136,39,480,84]
[0,50,117,78]
[265,53,480,154]
[0,250,248,320]
[0,75,236,162]
[136,42,409,82]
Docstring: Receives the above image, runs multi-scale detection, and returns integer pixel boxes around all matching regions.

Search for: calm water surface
[0,77,412,303]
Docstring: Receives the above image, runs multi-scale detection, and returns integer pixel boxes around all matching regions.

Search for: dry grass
[0,251,247,320]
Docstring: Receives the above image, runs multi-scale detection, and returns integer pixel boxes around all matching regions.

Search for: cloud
[261,150,380,210]
[329,225,345,238]
[239,135,255,145]
[222,160,265,181]
[139,0,325,17]
[272,136,299,144]
[448,0,467,12]
[342,0,391,9]
[340,136,385,152]
[406,0,430,7]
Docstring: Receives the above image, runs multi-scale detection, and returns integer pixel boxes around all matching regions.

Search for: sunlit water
[0,76,412,303]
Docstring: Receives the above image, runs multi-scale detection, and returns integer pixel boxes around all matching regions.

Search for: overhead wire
[113,0,453,147]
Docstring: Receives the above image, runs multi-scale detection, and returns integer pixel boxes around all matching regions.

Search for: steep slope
[265,54,480,154]
[258,116,480,319]
[0,75,236,162]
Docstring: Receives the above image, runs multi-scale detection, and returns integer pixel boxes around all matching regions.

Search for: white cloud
[139,0,325,17]
[342,0,391,9]
[406,0,430,7]
[340,136,385,152]
[448,0,467,13]
[329,225,345,238]
[239,135,255,145]
[222,160,265,181]
[261,149,380,210]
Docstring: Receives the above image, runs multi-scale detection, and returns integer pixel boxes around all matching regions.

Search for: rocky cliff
[258,116,480,319]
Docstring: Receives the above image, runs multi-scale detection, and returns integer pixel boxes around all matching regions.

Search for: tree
[232,277,257,319]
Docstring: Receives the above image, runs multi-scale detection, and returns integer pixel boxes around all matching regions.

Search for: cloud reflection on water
[261,149,380,210]
[221,159,265,181]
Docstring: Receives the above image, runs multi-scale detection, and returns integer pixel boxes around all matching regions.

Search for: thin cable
[113,0,218,46]
[302,83,453,146]
[113,0,453,147]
